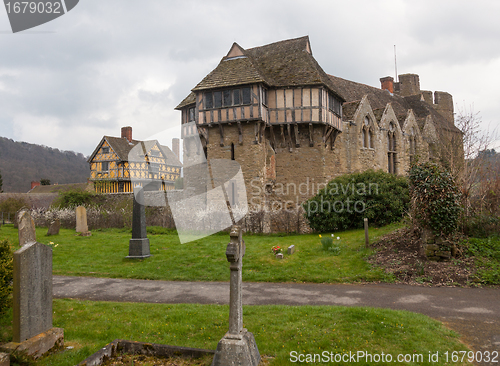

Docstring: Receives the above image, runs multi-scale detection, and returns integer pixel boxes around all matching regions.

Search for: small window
[101,162,109,171]
[262,88,268,106]
[150,150,160,157]
[205,92,213,109]
[231,143,235,160]
[188,107,195,122]
[242,87,251,104]
[214,91,222,108]
[102,147,109,154]
[223,90,232,107]
[233,89,240,105]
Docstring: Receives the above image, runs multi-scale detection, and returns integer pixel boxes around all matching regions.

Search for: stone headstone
[212,225,260,366]
[126,186,151,259]
[276,253,283,259]
[18,211,36,247]
[287,245,295,254]
[46,219,60,236]
[14,207,29,229]
[13,242,53,342]
[0,242,64,358]
[75,206,88,233]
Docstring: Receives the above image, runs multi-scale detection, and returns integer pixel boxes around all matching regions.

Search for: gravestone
[212,225,260,366]
[75,206,89,234]
[18,211,36,246]
[287,245,295,254]
[126,186,151,259]
[47,219,60,236]
[14,207,29,229]
[0,241,64,358]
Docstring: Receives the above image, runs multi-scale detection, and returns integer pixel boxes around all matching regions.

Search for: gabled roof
[184,36,344,101]
[159,145,182,167]
[328,74,462,135]
[192,55,266,91]
[176,92,196,109]
[88,136,182,167]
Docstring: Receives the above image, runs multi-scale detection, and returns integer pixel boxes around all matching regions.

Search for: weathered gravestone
[13,207,29,229]
[18,211,36,247]
[75,206,89,234]
[0,241,64,358]
[47,218,60,236]
[126,186,151,259]
[212,225,260,366]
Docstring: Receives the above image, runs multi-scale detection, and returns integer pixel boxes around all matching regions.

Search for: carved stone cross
[212,225,260,366]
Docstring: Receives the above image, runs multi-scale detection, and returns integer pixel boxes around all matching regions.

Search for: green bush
[409,162,462,237]
[54,189,96,208]
[0,240,13,315]
[303,170,409,232]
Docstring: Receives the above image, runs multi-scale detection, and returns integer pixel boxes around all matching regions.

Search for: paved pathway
[53,276,500,360]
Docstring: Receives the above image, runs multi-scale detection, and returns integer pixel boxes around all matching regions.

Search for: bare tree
[453,104,498,218]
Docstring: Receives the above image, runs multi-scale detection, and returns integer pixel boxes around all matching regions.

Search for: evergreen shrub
[409,162,462,237]
[0,240,13,315]
[303,170,409,232]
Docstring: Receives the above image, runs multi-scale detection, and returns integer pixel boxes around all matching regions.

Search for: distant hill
[0,137,90,193]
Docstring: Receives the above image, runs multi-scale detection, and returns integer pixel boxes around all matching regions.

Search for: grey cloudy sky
[0,0,499,156]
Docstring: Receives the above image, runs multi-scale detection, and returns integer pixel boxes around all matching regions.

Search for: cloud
[0,0,498,156]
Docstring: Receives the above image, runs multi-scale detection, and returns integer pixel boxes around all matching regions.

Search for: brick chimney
[31,181,41,190]
[380,76,394,93]
[121,126,132,142]
[172,138,180,158]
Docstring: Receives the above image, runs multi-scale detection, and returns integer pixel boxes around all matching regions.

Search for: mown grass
[0,223,402,283]
[0,299,469,366]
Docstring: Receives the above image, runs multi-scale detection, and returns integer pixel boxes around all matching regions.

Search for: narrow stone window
[409,127,416,165]
[362,116,371,149]
[388,122,397,174]
[231,143,235,160]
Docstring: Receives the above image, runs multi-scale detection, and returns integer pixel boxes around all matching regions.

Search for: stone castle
[176,36,463,211]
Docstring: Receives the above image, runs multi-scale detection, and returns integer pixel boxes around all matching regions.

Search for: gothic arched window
[362,116,373,149]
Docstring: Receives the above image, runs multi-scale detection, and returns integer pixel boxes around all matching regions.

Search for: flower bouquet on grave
[271,245,282,255]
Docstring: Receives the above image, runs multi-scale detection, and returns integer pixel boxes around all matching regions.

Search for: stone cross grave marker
[47,218,60,236]
[18,211,36,246]
[75,206,88,233]
[212,225,260,366]
[126,186,151,259]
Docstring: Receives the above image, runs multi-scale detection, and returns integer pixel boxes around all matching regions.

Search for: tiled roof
[328,74,462,134]
[88,136,182,167]
[176,92,196,109]
[192,56,266,91]
[160,145,182,167]
[341,101,360,120]
[183,36,344,102]
[105,136,138,161]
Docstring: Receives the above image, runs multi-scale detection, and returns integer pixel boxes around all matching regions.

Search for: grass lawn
[0,299,469,366]
[0,223,402,283]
